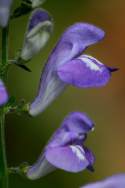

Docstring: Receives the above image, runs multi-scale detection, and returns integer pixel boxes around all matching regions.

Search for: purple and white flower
[0,79,8,106]
[21,8,53,61]
[81,174,125,188]
[26,112,95,180]
[0,0,13,27]
[29,23,117,116]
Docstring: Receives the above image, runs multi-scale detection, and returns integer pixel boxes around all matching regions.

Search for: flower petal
[27,154,56,180]
[46,145,89,172]
[81,174,125,188]
[21,8,53,61]
[57,55,111,88]
[0,80,8,106]
[29,0,46,8]
[29,23,104,116]
[49,23,105,68]
[47,131,78,147]
[61,112,95,134]
[27,8,51,33]
[29,77,66,116]
[47,112,94,149]
[0,0,12,27]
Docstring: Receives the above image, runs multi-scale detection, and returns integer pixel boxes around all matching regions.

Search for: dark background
[2,0,125,187]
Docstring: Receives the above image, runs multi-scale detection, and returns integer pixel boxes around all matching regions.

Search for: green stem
[0,26,9,188]
[0,114,8,188]
[1,27,9,80]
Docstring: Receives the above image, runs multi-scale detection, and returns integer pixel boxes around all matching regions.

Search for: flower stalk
[1,27,9,80]
[0,113,8,188]
[0,26,9,188]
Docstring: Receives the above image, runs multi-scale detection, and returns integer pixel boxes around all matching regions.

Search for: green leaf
[11,2,32,19]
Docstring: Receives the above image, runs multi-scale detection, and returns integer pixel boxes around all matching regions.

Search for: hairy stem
[0,27,9,188]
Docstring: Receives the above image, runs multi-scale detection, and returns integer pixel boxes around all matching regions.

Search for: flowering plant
[0,0,119,188]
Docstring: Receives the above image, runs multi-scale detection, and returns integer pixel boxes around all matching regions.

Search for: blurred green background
[2,0,125,187]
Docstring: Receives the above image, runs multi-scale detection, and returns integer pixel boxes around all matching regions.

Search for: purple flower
[0,0,12,27]
[0,79,8,106]
[81,174,125,188]
[29,23,116,116]
[20,8,53,61]
[26,112,95,180]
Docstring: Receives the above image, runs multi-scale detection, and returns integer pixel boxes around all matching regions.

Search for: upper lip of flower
[27,8,52,34]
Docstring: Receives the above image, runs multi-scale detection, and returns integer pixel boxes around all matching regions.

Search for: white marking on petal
[78,55,102,71]
[83,55,103,65]
[70,145,85,161]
